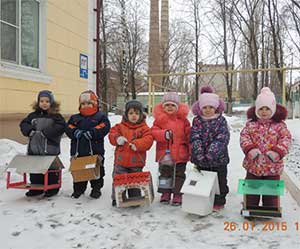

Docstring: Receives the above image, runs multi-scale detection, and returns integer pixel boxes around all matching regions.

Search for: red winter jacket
[109,118,153,168]
[152,103,191,163]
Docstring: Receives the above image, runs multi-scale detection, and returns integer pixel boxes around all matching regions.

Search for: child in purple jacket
[190,86,230,211]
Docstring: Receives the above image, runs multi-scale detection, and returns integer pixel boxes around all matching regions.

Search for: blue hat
[38,90,54,104]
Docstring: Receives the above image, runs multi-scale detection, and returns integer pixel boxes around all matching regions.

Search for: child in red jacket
[109,100,153,207]
[152,92,190,206]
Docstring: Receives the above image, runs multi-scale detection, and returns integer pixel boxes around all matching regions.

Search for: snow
[1,112,300,249]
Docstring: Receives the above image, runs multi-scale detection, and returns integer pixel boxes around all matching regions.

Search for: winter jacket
[190,103,230,168]
[66,112,111,157]
[240,104,291,176]
[109,117,153,168]
[19,103,65,155]
[152,103,190,163]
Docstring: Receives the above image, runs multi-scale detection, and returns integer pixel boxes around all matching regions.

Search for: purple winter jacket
[190,102,230,168]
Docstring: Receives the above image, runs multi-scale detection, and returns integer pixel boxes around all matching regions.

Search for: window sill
[0,63,52,84]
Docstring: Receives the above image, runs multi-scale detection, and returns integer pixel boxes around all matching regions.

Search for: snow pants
[245,172,280,207]
[158,163,186,195]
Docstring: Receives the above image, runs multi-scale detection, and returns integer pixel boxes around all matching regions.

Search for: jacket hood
[153,103,189,123]
[191,99,225,116]
[32,101,60,115]
[246,104,288,122]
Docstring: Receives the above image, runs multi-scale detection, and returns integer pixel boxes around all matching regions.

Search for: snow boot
[172,194,182,206]
[44,189,59,198]
[71,191,83,199]
[112,200,117,207]
[25,190,44,197]
[160,192,171,204]
[90,189,102,199]
[213,204,224,212]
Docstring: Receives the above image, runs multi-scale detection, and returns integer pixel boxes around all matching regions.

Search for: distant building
[198,63,238,100]
[0,0,97,142]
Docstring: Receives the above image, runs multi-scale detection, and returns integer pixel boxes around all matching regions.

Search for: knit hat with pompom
[198,86,220,110]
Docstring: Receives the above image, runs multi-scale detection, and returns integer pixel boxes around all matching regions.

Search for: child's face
[127,108,140,123]
[80,101,94,109]
[258,106,272,119]
[163,103,177,114]
[202,105,216,117]
[39,97,51,110]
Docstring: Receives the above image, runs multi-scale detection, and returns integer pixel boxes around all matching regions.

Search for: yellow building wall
[0,0,90,114]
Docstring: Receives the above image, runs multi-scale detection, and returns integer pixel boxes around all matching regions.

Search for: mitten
[266,151,280,162]
[165,130,173,140]
[83,131,93,140]
[248,148,261,160]
[116,136,127,145]
[74,129,84,139]
[130,143,137,151]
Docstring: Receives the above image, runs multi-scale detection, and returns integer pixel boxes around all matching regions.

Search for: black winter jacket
[20,107,66,155]
[65,112,111,157]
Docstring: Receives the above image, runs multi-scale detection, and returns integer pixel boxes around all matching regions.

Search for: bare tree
[232,0,261,99]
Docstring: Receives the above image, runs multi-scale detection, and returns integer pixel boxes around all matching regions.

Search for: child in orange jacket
[109,100,153,207]
[152,92,190,206]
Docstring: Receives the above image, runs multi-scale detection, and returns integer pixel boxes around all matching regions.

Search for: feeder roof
[7,155,64,174]
[182,170,220,197]
[114,171,151,186]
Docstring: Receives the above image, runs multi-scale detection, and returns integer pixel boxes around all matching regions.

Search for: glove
[165,130,173,140]
[116,136,127,145]
[248,148,261,160]
[266,151,280,162]
[31,119,38,130]
[130,143,137,151]
[83,131,93,140]
[29,130,36,137]
[74,129,84,139]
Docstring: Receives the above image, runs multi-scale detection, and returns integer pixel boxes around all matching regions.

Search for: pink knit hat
[198,86,219,110]
[255,87,276,118]
[162,92,180,110]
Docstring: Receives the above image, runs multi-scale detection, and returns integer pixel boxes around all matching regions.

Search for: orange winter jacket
[109,118,153,168]
[152,103,191,163]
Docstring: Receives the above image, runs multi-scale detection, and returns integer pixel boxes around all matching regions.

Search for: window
[0,0,40,69]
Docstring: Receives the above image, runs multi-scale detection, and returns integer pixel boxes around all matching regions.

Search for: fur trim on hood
[246,104,287,122]
[191,99,225,116]
[32,101,61,115]
[153,103,189,123]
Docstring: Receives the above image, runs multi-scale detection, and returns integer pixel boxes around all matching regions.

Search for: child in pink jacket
[240,87,291,208]
[152,92,190,206]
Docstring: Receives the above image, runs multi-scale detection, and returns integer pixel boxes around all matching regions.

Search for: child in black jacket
[66,90,111,199]
[20,90,66,197]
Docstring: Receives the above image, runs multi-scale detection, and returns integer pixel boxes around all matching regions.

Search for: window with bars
[0,0,40,69]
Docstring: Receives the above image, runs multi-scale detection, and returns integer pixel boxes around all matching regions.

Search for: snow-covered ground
[1,112,300,249]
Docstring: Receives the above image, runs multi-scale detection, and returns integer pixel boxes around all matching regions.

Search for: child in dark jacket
[20,90,66,197]
[66,90,111,199]
[240,87,291,208]
[109,100,153,206]
[190,86,230,211]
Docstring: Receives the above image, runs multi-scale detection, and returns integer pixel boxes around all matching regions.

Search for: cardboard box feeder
[69,155,103,182]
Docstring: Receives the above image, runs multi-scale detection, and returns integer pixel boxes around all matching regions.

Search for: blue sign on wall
[80,54,88,79]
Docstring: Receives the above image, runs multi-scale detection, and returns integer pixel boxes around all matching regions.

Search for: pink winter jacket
[240,104,291,176]
[152,103,191,163]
